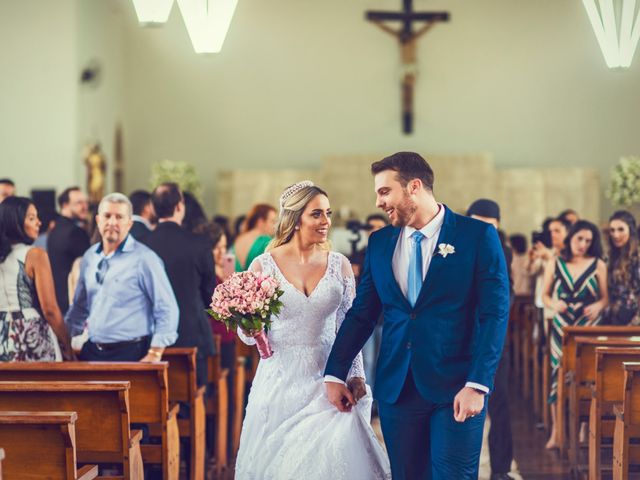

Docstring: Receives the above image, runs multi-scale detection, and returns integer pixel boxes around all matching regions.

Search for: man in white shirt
[325,152,510,480]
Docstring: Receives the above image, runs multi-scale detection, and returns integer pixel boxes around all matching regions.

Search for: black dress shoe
[490,474,514,480]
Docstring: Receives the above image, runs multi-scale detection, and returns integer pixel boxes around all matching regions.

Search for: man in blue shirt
[66,193,179,361]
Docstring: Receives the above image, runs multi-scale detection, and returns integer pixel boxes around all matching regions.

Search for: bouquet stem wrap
[254,330,273,359]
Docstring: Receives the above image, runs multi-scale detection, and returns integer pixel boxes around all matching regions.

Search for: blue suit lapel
[384,227,411,310]
[415,206,458,307]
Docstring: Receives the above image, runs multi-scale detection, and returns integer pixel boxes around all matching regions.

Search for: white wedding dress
[234,251,391,480]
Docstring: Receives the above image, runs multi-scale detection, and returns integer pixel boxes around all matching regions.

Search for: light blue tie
[408,231,425,307]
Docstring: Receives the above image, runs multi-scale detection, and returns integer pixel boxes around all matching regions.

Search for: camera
[531,230,551,249]
[346,220,373,234]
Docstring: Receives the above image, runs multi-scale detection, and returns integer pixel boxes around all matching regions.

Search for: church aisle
[508,385,570,479]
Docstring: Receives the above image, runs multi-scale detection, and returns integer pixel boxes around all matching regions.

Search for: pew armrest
[613,403,624,420]
[76,464,99,480]
[168,402,180,421]
[565,370,575,385]
[130,429,143,447]
[195,385,206,400]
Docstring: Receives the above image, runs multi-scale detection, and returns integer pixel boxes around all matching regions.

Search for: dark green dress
[233,235,272,272]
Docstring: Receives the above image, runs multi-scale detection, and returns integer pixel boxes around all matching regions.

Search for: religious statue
[366,0,450,134]
[84,143,106,206]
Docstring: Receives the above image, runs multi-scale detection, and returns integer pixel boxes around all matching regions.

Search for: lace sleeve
[336,254,366,380]
[236,256,264,346]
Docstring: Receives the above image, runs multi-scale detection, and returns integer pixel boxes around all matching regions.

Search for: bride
[234,181,391,479]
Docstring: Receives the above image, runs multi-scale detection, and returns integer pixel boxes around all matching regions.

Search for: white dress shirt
[326,205,488,394]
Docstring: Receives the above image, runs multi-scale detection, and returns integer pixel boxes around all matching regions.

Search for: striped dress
[548,257,601,404]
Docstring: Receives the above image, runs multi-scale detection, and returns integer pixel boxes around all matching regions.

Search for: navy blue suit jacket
[325,206,510,404]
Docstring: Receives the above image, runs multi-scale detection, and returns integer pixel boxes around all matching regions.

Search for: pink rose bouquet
[207,271,284,359]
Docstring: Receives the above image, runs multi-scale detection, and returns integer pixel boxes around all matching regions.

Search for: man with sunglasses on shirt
[66,193,179,362]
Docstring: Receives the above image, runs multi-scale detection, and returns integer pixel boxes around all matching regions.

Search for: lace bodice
[235,251,390,480]
[238,251,365,379]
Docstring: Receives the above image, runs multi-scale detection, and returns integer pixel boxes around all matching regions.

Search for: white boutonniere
[438,243,455,258]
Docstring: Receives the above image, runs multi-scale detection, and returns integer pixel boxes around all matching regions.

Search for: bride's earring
[294,226,300,230]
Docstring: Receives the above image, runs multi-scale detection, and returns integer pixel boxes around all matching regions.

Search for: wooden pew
[613,362,640,479]
[510,295,532,380]
[0,411,99,480]
[557,326,640,453]
[207,336,229,476]
[542,316,553,431]
[521,304,536,399]
[0,362,179,480]
[589,347,640,480]
[566,336,640,473]
[162,347,206,480]
[0,381,143,479]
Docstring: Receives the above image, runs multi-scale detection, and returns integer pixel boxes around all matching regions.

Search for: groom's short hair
[371,152,434,191]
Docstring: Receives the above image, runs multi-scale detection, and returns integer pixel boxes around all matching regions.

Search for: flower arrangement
[150,160,203,201]
[608,156,640,207]
[208,271,284,358]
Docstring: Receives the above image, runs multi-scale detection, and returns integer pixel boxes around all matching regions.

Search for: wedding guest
[32,208,58,251]
[47,187,90,314]
[129,190,155,239]
[232,204,277,271]
[467,198,514,480]
[213,214,234,246]
[543,220,608,449]
[510,234,534,296]
[234,214,247,238]
[360,213,389,387]
[559,209,579,226]
[529,217,571,318]
[66,193,178,362]
[0,196,73,361]
[142,183,216,384]
[197,221,236,453]
[182,191,208,233]
[606,210,640,325]
[0,179,16,203]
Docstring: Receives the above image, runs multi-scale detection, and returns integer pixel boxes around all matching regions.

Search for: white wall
[1,0,639,220]
[0,0,78,197]
[117,0,640,216]
[76,0,126,195]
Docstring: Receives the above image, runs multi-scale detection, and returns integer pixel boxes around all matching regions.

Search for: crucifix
[366,0,450,134]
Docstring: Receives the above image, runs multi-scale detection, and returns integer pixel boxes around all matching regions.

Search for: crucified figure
[366,0,450,134]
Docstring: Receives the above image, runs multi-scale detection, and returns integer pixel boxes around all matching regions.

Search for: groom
[325,152,510,479]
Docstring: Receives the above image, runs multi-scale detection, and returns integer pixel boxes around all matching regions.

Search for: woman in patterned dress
[542,220,608,449]
[0,196,73,361]
[605,210,640,325]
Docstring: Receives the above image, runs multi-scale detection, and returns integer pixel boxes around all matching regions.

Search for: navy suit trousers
[378,370,487,480]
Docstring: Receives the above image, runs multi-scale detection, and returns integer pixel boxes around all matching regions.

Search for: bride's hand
[347,377,367,402]
[326,381,356,412]
[240,328,263,338]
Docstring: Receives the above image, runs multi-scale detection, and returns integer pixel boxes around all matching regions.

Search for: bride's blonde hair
[268,181,329,250]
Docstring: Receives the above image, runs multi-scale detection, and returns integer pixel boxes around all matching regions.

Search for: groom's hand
[326,381,356,412]
[453,387,485,422]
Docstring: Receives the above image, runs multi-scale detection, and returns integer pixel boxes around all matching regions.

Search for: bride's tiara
[279,180,315,210]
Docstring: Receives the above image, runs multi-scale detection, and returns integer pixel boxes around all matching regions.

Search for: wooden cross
[366,0,450,134]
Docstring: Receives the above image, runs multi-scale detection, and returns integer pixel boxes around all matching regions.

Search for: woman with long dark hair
[0,197,73,361]
[606,210,640,325]
[542,219,608,448]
